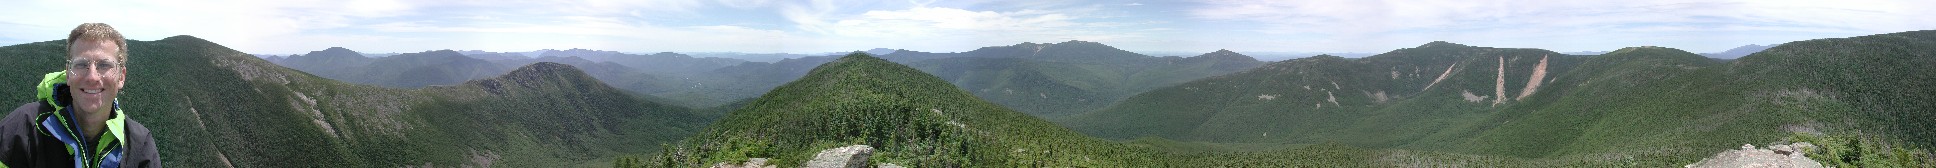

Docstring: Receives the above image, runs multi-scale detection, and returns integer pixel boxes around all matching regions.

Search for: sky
[2,0,1932,55]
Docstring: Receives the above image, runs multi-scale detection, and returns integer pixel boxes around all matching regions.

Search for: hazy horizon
[4,0,1930,55]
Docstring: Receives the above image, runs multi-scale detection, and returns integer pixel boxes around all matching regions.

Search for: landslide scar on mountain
[1326,91,1339,106]
[1516,55,1549,101]
[1423,63,1457,92]
[1461,89,1487,103]
[1493,56,1507,106]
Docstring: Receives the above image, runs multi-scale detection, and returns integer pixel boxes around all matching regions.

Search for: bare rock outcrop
[805,145,874,168]
[711,158,775,168]
[1685,143,1824,168]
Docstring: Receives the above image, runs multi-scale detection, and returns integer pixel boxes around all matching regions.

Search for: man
[0,23,161,168]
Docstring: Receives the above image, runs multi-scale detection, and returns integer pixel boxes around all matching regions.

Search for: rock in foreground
[805,145,873,168]
[1685,143,1824,168]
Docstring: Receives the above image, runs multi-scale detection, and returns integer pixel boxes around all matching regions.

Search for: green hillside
[656,53,1165,167]
[641,52,1784,167]
[899,41,1265,117]
[0,36,709,167]
[1062,31,1936,166]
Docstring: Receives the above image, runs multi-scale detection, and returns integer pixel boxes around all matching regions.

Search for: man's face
[66,39,124,114]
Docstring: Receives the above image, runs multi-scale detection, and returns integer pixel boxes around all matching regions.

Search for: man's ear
[116,67,127,89]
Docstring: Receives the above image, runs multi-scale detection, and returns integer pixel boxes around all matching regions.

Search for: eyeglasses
[68,58,123,73]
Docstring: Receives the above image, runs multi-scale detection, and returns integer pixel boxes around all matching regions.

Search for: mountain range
[2,30,1929,167]
[1062,31,1936,165]
[1700,44,1779,59]
[272,40,1263,116]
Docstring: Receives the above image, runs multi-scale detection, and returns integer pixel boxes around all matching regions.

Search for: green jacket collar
[36,71,66,108]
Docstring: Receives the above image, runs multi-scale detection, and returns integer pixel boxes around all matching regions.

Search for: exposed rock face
[1461,90,1488,103]
[711,158,775,168]
[805,145,873,168]
[1422,63,1457,92]
[1685,143,1824,168]
[1493,56,1506,106]
[1516,55,1549,101]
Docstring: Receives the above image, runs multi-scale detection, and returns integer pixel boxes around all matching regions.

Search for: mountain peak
[298,47,364,58]
[510,62,579,75]
[1611,46,1689,53]
[1057,40,1100,45]
[1418,41,1470,48]
[681,51,1119,165]
[1603,46,1710,63]
[1197,49,1248,58]
[473,62,595,90]
[1189,49,1261,63]
[864,48,898,55]
[160,35,208,43]
[1211,49,1238,54]
[390,49,467,59]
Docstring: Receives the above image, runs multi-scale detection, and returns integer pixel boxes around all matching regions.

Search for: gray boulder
[710,158,775,168]
[1685,142,1824,168]
[805,145,874,168]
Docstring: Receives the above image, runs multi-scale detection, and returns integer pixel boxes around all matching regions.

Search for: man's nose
[80,68,105,83]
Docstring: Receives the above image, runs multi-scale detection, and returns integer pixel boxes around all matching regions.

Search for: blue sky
[2,0,1931,55]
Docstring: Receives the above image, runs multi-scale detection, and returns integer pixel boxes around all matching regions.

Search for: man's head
[65,23,127,114]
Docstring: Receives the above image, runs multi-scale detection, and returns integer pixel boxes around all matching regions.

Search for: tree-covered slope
[0,36,710,167]
[1062,31,1936,166]
[899,41,1265,117]
[658,53,1161,167]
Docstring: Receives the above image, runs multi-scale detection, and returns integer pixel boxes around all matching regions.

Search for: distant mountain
[537,48,625,60]
[277,47,375,79]
[1700,44,1777,59]
[1561,51,1610,55]
[263,55,286,63]
[658,53,1160,167]
[300,42,1262,114]
[0,36,710,167]
[960,40,1149,62]
[353,50,509,88]
[646,41,1264,117]
[602,52,747,75]
[277,47,754,106]
[1063,31,1936,166]
[461,52,529,60]
[534,49,747,76]
[895,41,1264,117]
[275,49,511,88]
[863,48,897,55]
[686,52,824,63]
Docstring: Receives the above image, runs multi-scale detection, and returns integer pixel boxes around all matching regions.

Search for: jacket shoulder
[120,118,160,168]
[1,102,46,167]
[3,102,43,133]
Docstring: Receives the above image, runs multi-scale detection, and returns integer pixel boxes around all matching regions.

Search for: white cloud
[716,0,777,9]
